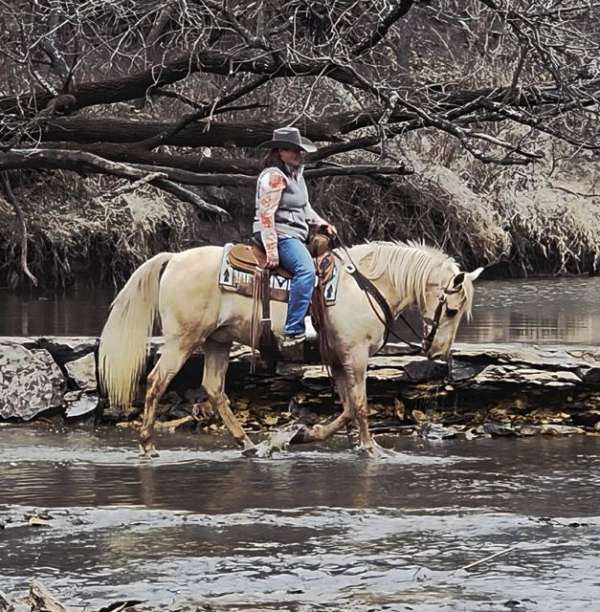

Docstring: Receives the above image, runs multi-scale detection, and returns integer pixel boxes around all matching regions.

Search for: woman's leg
[278,237,315,337]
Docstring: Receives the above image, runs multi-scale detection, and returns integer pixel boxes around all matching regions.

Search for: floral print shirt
[256,167,326,261]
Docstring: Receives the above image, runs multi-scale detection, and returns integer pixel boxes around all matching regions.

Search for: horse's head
[421,264,483,360]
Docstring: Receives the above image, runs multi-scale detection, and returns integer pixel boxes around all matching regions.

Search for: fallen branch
[305,164,413,178]
[0,149,231,218]
[94,171,167,204]
[458,544,521,572]
[28,580,67,612]
[154,180,231,220]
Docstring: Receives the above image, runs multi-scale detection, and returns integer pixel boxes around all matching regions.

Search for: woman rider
[254,127,336,351]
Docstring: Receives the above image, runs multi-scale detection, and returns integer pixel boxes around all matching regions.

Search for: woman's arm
[258,171,286,267]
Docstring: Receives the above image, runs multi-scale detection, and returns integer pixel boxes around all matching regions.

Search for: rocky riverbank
[1,336,600,438]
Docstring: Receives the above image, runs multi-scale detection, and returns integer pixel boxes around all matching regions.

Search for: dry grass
[0,172,210,288]
[2,134,600,288]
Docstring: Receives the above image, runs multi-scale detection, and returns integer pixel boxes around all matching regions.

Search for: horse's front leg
[293,363,353,443]
[343,353,375,453]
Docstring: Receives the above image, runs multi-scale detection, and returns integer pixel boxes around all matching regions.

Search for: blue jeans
[278,237,315,336]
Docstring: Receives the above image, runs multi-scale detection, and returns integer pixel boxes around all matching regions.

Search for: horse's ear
[452,272,465,288]
[466,267,484,282]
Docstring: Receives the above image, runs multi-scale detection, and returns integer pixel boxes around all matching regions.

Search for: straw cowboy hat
[258,126,317,153]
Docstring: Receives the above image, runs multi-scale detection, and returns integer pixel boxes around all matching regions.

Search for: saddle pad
[219,243,341,305]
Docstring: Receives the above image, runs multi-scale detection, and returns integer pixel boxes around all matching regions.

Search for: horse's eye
[446,308,459,318]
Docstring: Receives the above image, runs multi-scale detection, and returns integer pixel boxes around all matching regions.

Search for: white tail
[99,252,173,409]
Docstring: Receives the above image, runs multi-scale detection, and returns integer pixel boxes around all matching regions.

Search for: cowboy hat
[257,126,317,153]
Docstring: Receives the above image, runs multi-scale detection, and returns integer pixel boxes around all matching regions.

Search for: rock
[472,365,581,389]
[483,420,517,436]
[404,358,447,382]
[464,426,484,440]
[571,411,600,427]
[368,368,409,382]
[65,352,97,391]
[539,424,584,435]
[419,422,457,439]
[410,409,429,424]
[576,365,600,384]
[449,359,487,382]
[37,336,98,365]
[0,343,65,420]
[527,409,572,424]
[517,424,541,436]
[64,391,100,418]
[0,336,40,349]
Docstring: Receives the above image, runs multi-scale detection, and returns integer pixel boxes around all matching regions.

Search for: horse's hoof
[356,445,374,457]
[138,443,159,458]
[241,440,276,459]
[241,445,258,458]
[356,441,397,458]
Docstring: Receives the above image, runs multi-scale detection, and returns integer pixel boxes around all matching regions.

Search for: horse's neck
[350,243,435,315]
[377,263,418,316]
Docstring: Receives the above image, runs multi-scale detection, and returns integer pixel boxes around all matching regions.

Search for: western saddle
[225,229,336,367]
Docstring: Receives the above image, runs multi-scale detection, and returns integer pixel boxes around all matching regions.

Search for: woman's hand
[265,252,280,268]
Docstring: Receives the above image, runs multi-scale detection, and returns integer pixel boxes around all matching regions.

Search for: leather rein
[334,242,461,354]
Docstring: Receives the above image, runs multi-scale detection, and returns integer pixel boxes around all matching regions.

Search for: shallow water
[2,277,600,344]
[1,427,599,611]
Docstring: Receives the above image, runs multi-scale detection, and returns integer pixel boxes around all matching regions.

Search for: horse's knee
[204,388,227,407]
[355,403,369,421]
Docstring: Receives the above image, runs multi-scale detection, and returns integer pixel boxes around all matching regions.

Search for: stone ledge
[2,336,600,422]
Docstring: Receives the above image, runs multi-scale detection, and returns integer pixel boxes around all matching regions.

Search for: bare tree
[0,0,598,208]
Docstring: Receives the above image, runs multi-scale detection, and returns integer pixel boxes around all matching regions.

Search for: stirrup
[280,333,306,349]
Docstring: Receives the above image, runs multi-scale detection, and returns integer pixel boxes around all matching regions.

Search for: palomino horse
[99,241,483,456]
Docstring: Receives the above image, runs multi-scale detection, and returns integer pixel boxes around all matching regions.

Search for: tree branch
[0,148,231,218]
[352,0,415,57]
[1,173,38,286]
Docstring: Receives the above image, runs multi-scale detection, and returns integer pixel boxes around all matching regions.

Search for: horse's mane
[348,240,475,317]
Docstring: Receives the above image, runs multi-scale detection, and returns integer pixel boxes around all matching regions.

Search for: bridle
[334,239,465,354]
[421,282,464,354]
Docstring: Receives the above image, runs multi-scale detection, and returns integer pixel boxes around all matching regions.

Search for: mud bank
[1,336,600,436]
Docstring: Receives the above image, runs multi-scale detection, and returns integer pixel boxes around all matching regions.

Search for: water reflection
[1,429,600,611]
[456,277,600,344]
[2,277,600,344]
[0,285,111,337]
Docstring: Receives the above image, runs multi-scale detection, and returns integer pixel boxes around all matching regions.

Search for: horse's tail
[99,252,174,409]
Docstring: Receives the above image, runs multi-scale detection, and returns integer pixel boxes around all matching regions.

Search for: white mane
[348,240,474,316]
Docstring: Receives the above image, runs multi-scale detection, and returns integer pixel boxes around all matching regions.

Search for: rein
[334,238,461,354]
[333,239,422,353]
[422,284,461,354]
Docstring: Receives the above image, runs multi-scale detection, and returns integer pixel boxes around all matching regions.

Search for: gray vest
[253,167,310,242]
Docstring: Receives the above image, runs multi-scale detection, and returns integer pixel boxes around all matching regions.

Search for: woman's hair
[262,149,292,178]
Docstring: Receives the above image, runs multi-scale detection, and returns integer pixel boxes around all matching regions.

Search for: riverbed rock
[37,336,98,366]
[470,365,581,389]
[0,343,65,420]
[64,391,100,418]
[64,352,97,391]
[6,337,600,427]
[571,411,600,427]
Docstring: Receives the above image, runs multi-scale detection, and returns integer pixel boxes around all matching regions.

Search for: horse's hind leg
[140,336,193,457]
[202,338,255,452]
